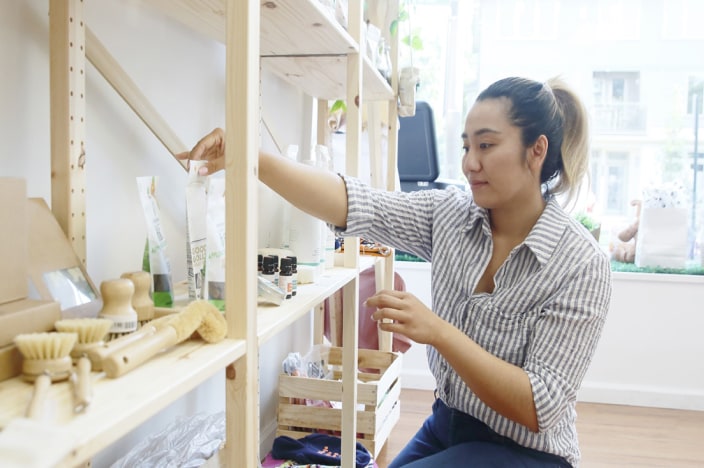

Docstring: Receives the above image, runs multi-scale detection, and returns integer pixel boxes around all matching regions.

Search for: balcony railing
[592,103,647,133]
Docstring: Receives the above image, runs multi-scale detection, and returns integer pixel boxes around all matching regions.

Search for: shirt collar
[462,196,567,266]
[523,198,568,265]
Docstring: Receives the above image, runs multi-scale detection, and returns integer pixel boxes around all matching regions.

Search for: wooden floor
[374,389,704,467]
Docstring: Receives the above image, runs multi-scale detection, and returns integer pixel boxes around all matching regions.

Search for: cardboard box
[0,178,28,305]
[26,198,100,316]
[0,299,61,348]
[0,344,23,382]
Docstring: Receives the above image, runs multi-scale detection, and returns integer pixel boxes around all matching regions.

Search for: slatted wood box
[277,346,402,458]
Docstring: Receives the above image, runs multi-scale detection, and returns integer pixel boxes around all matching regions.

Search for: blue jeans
[388,399,572,468]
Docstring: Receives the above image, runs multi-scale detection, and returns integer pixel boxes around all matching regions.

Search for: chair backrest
[397,101,439,183]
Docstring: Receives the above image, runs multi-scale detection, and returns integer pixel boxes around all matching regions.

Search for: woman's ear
[529,135,548,170]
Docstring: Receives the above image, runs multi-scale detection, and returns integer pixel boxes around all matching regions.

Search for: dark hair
[476,76,589,204]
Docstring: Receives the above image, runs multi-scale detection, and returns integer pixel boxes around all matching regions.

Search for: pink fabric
[324,265,412,353]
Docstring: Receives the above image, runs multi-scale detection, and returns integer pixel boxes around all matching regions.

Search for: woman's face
[461,97,543,210]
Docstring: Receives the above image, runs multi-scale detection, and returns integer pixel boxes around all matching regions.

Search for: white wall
[396,262,704,412]
[2,1,315,465]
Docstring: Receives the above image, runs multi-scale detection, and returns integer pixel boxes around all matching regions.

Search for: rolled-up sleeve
[525,252,612,432]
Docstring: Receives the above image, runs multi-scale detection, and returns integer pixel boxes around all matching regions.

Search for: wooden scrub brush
[85,314,173,371]
[120,270,155,327]
[103,300,227,378]
[54,318,113,413]
[13,332,78,419]
[98,278,139,341]
[54,318,113,366]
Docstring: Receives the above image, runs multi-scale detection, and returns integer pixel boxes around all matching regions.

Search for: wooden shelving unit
[0,339,246,467]
[0,1,400,467]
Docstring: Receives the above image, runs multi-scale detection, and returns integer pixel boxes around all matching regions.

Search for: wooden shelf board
[139,0,392,101]
[140,0,356,55]
[262,55,393,101]
[258,256,376,345]
[0,338,246,467]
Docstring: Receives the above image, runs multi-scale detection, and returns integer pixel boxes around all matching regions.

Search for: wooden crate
[277,346,402,458]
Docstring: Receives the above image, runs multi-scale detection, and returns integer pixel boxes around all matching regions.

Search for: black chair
[397,101,464,192]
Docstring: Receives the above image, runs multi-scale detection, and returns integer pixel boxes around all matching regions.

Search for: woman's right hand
[176,127,226,175]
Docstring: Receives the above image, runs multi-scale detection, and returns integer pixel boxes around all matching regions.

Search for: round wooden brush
[98,278,139,341]
[54,318,113,365]
[120,270,155,326]
[14,332,78,419]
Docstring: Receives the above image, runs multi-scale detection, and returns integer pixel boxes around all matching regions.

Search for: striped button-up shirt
[336,176,612,467]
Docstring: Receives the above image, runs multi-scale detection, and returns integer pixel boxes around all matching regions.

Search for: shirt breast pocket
[469,300,529,365]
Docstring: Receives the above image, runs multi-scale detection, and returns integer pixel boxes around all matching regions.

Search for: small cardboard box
[0,344,23,382]
[0,178,28,305]
[26,198,100,316]
[0,299,61,348]
[277,346,402,458]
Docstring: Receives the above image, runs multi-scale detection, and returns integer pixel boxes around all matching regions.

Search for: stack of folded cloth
[262,433,375,468]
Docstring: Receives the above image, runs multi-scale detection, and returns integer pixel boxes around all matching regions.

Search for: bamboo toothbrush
[54,318,113,412]
[103,300,226,378]
[13,332,78,419]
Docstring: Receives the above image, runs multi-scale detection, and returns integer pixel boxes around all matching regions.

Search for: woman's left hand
[366,289,446,346]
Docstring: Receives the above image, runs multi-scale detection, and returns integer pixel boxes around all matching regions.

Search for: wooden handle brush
[54,318,113,412]
[25,373,51,419]
[120,270,155,326]
[99,278,139,341]
[84,315,172,371]
[54,318,113,369]
[71,356,92,413]
[14,332,78,420]
[103,300,207,378]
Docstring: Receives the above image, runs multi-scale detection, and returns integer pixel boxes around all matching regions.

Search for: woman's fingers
[175,128,227,174]
[191,128,225,161]
[367,290,411,322]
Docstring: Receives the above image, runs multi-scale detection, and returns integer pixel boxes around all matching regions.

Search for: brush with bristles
[98,278,139,341]
[54,318,113,413]
[13,332,78,419]
[120,270,155,327]
[103,300,227,378]
[85,315,173,371]
[54,318,113,366]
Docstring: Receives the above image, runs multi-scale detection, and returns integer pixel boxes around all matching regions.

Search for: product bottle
[286,256,298,296]
[261,256,277,285]
[278,257,293,300]
[289,151,322,276]
[270,254,280,285]
[316,144,337,270]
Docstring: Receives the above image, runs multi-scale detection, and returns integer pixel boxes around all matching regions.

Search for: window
[592,72,645,133]
[496,0,560,40]
[409,0,704,265]
[688,76,704,115]
[663,0,704,40]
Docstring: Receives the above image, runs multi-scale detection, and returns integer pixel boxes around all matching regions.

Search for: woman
[179,76,611,467]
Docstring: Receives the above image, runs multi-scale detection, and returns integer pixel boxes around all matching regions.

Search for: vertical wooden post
[342,0,364,466]
[377,0,401,353]
[225,1,259,467]
[49,0,87,264]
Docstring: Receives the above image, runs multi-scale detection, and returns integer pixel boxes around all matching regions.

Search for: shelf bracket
[84,26,188,171]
